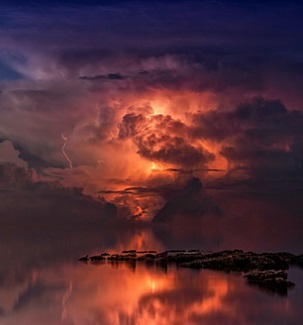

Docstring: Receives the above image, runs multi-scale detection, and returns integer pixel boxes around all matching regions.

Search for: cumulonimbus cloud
[118,113,215,167]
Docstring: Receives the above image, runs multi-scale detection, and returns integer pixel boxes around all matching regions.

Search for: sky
[1,0,303,253]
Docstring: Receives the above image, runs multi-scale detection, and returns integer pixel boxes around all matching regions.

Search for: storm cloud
[190,97,303,177]
[0,0,303,251]
[119,113,214,167]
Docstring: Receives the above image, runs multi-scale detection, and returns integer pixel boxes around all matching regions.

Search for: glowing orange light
[151,162,156,170]
[152,104,165,115]
[151,280,156,293]
[199,278,228,313]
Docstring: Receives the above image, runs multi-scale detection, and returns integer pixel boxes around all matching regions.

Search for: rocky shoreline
[79,249,303,295]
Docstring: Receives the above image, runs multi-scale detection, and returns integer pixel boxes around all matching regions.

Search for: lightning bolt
[61,281,73,321]
[98,159,105,168]
[61,133,73,168]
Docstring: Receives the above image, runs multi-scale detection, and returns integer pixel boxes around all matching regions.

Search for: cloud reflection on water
[1,261,302,325]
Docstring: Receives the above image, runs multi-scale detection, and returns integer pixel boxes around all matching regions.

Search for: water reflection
[1,183,303,324]
[1,259,302,325]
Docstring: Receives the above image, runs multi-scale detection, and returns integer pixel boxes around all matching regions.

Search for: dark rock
[244,270,295,296]
[156,252,168,258]
[292,254,303,268]
[108,254,121,260]
[78,255,89,262]
[167,249,187,253]
[138,254,156,260]
[169,253,203,264]
[108,253,137,261]
[180,250,290,272]
[90,255,106,262]
[78,249,302,295]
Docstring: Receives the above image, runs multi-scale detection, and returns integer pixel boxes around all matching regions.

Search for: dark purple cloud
[153,177,221,223]
[0,162,36,186]
[190,97,303,177]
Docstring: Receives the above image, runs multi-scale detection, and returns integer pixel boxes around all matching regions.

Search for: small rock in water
[78,255,89,262]
[244,270,295,296]
[90,255,106,262]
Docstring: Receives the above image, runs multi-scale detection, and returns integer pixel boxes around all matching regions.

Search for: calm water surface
[1,253,303,325]
[1,188,303,324]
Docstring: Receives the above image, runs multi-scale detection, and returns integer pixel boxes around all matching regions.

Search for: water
[1,187,303,324]
[1,256,302,325]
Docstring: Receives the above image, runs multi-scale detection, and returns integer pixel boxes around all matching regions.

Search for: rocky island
[79,249,303,295]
